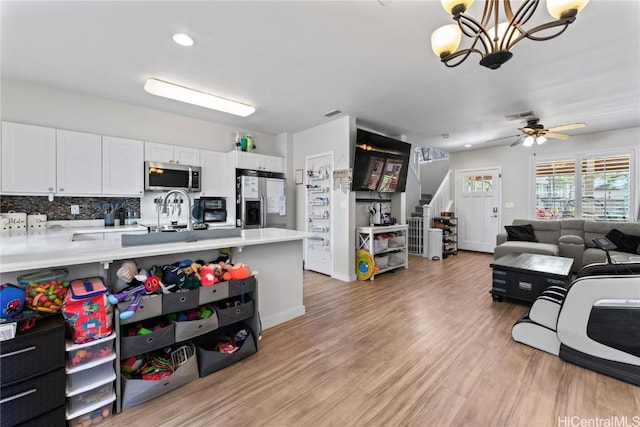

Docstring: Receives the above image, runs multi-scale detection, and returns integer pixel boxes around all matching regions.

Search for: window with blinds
[581,154,631,221]
[535,160,576,219]
[534,152,633,221]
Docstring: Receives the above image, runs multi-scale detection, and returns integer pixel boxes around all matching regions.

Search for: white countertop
[0,226,314,273]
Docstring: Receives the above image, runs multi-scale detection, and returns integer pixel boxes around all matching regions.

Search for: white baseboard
[262,305,306,330]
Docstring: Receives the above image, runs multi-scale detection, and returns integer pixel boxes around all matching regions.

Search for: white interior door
[456,168,501,253]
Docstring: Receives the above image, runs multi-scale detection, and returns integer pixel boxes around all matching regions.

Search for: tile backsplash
[0,196,141,221]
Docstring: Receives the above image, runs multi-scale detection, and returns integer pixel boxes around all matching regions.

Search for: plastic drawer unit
[1,315,66,427]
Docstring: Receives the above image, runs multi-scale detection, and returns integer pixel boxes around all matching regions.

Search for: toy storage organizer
[111,250,260,413]
[65,332,117,425]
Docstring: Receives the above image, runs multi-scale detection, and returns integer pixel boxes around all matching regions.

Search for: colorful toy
[114,260,145,292]
[161,265,186,291]
[222,263,252,281]
[0,283,26,320]
[107,273,172,320]
[22,278,69,314]
[62,277,113,344]
[199,264,217,286]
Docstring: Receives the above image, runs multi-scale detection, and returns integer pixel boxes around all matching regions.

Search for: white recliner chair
[512,262,640,386]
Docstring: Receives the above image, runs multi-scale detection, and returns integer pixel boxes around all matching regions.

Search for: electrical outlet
[505,202,514,208]
[71,205,80,215]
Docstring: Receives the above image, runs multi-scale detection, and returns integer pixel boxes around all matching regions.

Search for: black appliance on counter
[192,197,227,223]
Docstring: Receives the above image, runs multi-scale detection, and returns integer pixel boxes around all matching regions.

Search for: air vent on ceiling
[323,109,342,118]
[504,110,535,121]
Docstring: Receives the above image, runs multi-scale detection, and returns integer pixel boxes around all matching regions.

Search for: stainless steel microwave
[144,161,201,192]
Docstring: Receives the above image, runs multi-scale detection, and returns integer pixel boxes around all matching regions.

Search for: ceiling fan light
[441,0,474,14]
[523,136,535,147]
[547,0,589,19]
[536,136,547,145]
[144,78,255,117]
[431,24,462,58]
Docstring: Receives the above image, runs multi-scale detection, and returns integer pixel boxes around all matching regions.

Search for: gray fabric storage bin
[171,309,219,342]
[162,289,199,314]
[119,294,163,325]
[228,275,256,298]
[214,297,254,327]
[120,322,175,359]
[121,343,198,408]
[198,282,229,305]
[195,326,257,377]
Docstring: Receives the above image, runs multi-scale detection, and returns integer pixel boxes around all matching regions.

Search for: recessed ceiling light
[144,78,255,117]
[172,33,194,47]
[464,144,472,148]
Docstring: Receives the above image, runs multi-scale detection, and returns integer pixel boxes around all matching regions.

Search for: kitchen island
[0,226,314,329]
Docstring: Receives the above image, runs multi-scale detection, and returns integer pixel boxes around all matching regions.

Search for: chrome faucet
[156,188,193,232]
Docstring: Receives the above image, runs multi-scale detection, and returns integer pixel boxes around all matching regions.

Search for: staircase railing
[422,169,453,257]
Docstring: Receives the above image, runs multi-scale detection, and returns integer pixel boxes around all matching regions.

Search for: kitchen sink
[122,225,240,246]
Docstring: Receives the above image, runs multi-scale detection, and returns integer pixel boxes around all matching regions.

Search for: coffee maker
[192,197,227,223]
[369,202,382,226]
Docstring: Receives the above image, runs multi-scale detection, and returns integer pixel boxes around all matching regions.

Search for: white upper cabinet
[56,129,102,195]
[199,150,229,197]
[145,141,200,165]
[103,136,144,196]
[1,122,56,194]
[230,151,284,174]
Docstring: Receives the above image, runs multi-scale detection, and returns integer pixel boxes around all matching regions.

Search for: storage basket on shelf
[213,295,254,328]
[168,304,219,342]
[120,319,175,360]
[121,343,198,408]
[194,324,257,377]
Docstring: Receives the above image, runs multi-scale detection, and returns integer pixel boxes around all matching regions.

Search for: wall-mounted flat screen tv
[351,129,411,193]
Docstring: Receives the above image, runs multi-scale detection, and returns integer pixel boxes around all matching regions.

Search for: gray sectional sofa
[494,219,640,272]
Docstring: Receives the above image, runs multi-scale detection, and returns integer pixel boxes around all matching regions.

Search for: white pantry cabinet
[199,150,229,197]
[56,129,102,195]
[1,122,56,194]
[102,136,144,196]
[144,141,199,165]
[229,151,284,173]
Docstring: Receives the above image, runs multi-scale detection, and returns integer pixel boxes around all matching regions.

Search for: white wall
[420,159,450,198]
[293,115,355,282]
[449,127,640,227]
[1,79,279,155]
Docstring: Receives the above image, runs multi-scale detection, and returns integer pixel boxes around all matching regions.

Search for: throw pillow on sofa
[605,228,640,254]
[505,224,538,242]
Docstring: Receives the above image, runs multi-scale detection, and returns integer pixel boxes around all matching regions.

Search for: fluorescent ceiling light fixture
[144,78,255,117]
[172,33,194,47]
[464,144,472,148]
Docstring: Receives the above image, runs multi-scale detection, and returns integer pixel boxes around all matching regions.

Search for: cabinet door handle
[59,188,64,191]
[0,388,37,404]
[0,345,36,358]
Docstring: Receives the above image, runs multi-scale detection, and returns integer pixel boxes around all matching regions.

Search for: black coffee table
[490,253,574,303]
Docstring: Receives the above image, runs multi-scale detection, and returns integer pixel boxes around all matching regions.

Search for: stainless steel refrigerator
[236,170,287,228]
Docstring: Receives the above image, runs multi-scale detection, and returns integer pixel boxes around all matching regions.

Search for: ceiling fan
[507,118,587,147]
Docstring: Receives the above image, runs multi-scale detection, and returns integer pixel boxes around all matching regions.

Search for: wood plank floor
[106,251,639,427]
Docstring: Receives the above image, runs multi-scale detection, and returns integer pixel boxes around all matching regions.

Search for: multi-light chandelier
[431,0,590,69]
